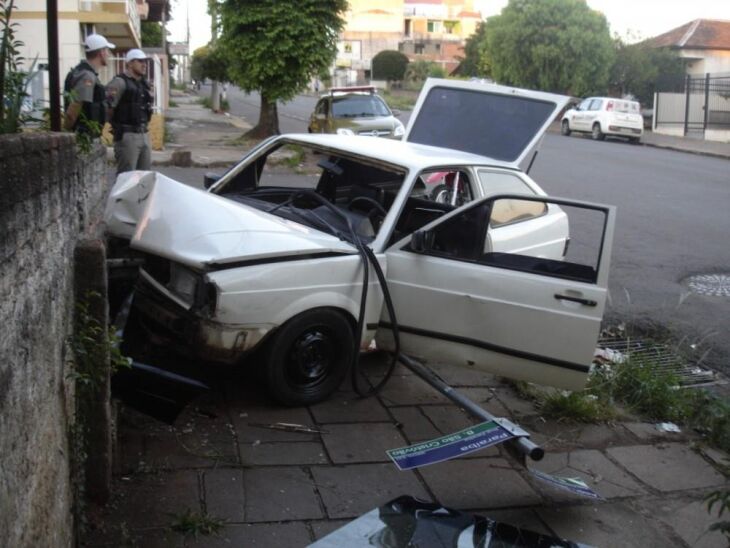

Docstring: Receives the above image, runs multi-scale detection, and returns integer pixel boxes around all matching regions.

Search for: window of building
[415,43,425,54]
[427,20,441,33]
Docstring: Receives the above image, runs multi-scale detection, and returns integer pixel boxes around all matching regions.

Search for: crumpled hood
[104,171,356,269]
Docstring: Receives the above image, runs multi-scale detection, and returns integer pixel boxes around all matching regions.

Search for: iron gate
[655,73,730,137]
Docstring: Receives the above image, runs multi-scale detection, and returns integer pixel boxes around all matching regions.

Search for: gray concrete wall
[0,133,107,547]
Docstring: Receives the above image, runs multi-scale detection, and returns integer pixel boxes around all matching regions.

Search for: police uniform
[64,60,107,135]
[107,72,153,173]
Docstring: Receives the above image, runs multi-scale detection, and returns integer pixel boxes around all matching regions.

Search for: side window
[588,99,602,111]
[578,99,591,111]
[417,170,473,206]
[410,197,609,285]
[476,170,545,227]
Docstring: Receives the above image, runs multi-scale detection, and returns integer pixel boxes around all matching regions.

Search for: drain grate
[685,273,730,297]
[596,336,720,387]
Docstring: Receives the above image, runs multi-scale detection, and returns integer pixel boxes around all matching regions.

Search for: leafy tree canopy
[218,0,347,136]
[404,59,445,82]
[610,41,685,106]
[141,21,163,48]
[190,45,229,83]
[483,0,614,96]
[456,21,489,78]
[372,50,409,82]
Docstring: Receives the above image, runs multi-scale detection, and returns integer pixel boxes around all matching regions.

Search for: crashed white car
[105,79,615,406]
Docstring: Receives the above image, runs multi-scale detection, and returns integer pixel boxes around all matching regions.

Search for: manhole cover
[685,273,730,297]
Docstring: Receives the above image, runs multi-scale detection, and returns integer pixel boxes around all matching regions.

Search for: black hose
[257,187,401,397]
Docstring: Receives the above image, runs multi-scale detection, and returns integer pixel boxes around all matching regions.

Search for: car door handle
[554,294,597,307]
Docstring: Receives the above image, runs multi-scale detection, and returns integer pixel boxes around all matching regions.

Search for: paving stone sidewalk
[84,356,728,548]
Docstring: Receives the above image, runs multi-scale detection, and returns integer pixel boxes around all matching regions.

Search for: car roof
[279,133,517,172]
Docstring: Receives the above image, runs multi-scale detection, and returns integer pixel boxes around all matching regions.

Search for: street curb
[639,142,730,161]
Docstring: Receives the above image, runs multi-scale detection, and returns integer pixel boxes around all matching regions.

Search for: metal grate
[596,336,721,387]
[685,273,730,297]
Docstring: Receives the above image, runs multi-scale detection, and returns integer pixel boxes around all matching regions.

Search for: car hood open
[104,171,357,270]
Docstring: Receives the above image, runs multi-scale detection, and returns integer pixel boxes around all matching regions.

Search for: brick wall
[0,133,108,547]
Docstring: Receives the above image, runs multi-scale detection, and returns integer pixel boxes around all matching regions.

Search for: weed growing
[170,509,225,538]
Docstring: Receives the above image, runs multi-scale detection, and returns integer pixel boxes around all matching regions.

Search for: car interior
[214,141,467,246]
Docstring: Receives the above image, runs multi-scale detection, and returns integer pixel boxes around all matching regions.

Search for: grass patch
[170,509,224,538]
[515,333,730,452]
[169,99,178,107]
[197,96,230,112]
[381,89,418,111]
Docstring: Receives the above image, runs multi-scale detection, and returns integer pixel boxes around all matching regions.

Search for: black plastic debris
[308,495,593,547]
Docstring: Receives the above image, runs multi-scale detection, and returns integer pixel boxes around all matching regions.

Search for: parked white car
[561,97,643,142]
[105,78,616,406]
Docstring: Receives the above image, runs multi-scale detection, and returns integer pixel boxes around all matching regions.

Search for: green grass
[169,509,224,537]
[381,89,418,111]
[517,335,730,452]
[197,96,230,112]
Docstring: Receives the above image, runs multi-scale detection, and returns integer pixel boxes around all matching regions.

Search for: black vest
[63,61,106,134]
[112,73,153,130]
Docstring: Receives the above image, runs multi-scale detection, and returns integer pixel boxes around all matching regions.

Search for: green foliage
[539,390,615,422]
[380,89,418,110]
[404,59,445,83]
[482,0,614,95]
[372,50,410,82]
[141,21,163,47]
[1,0,38,133]
[198,95,229,112]
[190,45,229,83]
[610,41,685,105]
[219,0,346,117]
[170,509,225,537]
[705,489,730,540]
[457,21,490,77]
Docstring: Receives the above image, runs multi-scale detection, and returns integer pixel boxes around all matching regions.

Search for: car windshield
[214,141,406,244]
[332,95,391,118]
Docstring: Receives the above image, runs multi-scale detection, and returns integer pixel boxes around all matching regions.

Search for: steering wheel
[347,196,388,231]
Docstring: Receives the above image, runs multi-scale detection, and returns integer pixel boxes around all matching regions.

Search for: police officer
[63,33,115,135]
[106,49,153,174]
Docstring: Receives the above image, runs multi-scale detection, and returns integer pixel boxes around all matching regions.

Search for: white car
[105,78,616,406]
[561,97,643,143]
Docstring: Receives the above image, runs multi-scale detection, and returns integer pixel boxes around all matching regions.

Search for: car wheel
[591,123,605,141]
[560,119,571,136]
[264,308,353,406]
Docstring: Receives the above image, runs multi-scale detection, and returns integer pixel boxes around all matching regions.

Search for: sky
[167,0,730,53]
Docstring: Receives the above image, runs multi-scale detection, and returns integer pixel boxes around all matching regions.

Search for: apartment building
[338,0,484,83]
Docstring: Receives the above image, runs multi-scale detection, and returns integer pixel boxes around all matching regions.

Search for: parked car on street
[106,79,616,406]
[561,97,643,142]
[308,86,405,139]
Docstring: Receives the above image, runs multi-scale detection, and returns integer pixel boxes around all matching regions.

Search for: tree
[372,50,409,82]
[190,46,229,83]
[610,41,685,106]
[141,21,163,48]
[482,0,615,96]
[219,0,347,137]
[404,60,445,83]
[456,21,489,78]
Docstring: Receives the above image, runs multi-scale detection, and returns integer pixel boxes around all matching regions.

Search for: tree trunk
[246,94,280,138]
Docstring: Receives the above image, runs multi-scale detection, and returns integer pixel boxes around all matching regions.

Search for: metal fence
[655,73,730,137]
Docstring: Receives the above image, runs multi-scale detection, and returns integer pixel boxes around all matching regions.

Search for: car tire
[560,119,571,136]
[591,123,605,141]
[264,308,353,406]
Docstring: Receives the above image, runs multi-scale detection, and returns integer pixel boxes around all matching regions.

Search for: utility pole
[209,0,220,111]
[46,0,61,131]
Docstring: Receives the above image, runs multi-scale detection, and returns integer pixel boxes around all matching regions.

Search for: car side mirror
[204,172,222,189]
[411,230,434,253]
[391,109,401,117]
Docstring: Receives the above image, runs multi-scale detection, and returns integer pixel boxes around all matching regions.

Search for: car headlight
[393,121,405,138]
[167,263,200,307]
[336,128,355,136]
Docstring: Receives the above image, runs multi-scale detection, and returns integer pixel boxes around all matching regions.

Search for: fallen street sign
[387,420,515,471]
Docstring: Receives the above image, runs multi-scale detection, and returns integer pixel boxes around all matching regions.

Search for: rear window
[407,87,557,162]
[608,100,640,113]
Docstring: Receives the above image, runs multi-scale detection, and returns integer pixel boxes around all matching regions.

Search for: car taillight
[606,101,614,111]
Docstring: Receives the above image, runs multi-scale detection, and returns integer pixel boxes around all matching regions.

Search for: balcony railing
[78,0,141,41]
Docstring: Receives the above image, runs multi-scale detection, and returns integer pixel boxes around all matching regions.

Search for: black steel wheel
[560,119,571,136]
[264,309,353,406]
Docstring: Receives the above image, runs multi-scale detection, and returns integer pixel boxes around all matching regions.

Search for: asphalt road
[162,87,730,374]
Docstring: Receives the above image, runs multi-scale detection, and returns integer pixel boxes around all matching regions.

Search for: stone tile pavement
[83,357,728,548]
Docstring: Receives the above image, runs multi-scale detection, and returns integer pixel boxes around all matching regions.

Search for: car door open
[377,194,615,391]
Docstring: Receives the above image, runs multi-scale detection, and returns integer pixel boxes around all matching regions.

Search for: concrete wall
[0,133,107,548]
